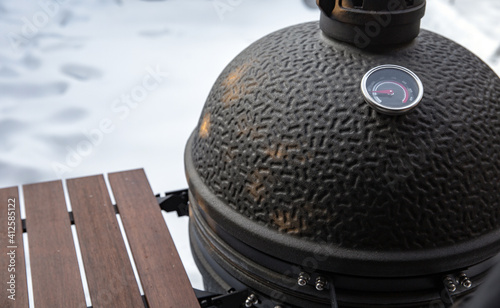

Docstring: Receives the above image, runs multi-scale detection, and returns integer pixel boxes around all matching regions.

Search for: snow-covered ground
[0,0,498,304]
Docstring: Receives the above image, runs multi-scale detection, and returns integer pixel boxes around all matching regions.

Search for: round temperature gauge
[361,64,424,115]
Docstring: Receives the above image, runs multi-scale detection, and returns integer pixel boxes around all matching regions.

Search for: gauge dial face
[361,65,424,115]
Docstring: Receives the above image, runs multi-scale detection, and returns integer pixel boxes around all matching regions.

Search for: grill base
[189,197,498,307]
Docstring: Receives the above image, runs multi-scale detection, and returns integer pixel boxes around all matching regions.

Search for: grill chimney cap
[318,0,426,47]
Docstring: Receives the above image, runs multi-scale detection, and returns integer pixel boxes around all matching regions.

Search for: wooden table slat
[23,181,87,308]
[109,169,200,308]
[67,175,144,308]
[0,187,29,308]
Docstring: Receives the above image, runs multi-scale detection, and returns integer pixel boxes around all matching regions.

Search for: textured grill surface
[190,22,500,251]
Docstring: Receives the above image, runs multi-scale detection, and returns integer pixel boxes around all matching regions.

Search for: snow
[0,0,499,301]
[423,0,499,67]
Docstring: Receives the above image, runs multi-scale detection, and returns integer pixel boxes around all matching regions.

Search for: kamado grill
[183,1,500,307]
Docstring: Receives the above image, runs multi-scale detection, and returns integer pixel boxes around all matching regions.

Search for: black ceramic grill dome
[185,12,500,308]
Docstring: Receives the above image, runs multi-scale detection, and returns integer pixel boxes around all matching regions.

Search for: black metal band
[190,193,499,307]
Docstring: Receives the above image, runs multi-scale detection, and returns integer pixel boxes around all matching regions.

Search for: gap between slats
[61,180,93,308]
[20,183,89,308]
[19,186,34,308]
[19,177,148,308]
[108,169,200,308]
[64,176,148,307]
[103,174,146,297]
[16,172,186,308]
[66,175,146,307]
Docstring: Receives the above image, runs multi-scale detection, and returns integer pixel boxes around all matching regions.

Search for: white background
[0,0,499,304]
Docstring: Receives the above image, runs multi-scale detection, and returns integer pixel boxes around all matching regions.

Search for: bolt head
[315,276,327,291]
[297,272,310,286]
[245,294,258,307]
[448,284,457,292]
[462,279,472,289]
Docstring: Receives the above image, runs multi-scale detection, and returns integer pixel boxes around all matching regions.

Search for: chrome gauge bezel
[361,64,424,115]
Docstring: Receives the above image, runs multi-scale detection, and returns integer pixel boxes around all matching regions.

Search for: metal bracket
[328,278,339,308]
[194,288,249,308]
[156,189,189,217]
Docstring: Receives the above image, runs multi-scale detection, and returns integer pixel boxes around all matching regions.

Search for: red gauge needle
[372,90,394,95]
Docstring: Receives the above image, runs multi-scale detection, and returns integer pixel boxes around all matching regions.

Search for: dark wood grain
[67,175,144,308]
[23,181,86,308]
[0,187,29,308]
[109,169,200,308]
